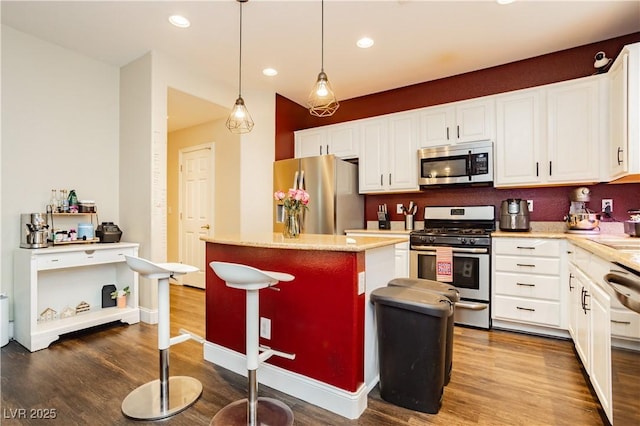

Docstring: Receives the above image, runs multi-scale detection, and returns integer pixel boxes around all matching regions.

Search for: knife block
[378,213,390,229]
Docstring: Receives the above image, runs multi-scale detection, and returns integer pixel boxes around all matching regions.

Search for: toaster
[96,222,122,243]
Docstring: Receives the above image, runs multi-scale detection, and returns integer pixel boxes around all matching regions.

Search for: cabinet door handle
[319,145,323,155]
[549,161,552,176]
[516,246,535,250]
[569,273,575,291]
[516,263,536,267]
[516,282,535,287]
[380,174,383,186]
[446,127,450,140]
[326,145,329,155]
[611,320,631,325]
[581,287,590,313]
[536,162,539,177]
[516,306,535,312]
[617,147,623,165]
[388,174,391,185]
[457,125,460,139]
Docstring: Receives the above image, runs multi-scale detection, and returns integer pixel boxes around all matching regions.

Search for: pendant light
[226,0,254,134]
[307,0,339,117]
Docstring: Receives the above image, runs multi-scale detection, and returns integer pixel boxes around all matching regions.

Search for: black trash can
[370,286,453,414]
[388,277,459,385]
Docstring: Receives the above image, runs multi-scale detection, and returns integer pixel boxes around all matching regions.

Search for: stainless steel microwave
[418,140,493,188]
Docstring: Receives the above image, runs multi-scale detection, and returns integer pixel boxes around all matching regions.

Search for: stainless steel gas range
[409,206,495,329]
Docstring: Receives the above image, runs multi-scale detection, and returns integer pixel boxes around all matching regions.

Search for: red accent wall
[274,32,640,222]
[206,243,365,392]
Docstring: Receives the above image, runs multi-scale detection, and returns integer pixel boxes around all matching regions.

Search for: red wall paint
[206,243,365,392]
[274,32,640,224]
[366,183,640,224]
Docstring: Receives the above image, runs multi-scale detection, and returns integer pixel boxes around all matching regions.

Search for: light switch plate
[527,200,533,212]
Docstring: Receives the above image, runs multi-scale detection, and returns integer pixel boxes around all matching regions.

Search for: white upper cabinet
[608,42,640,180]
[546,77,601,184]
[495,88,543,186]
[359,112,419,193]
[294,121,359,159]
[495,76,603,187]
[418,97,494,148]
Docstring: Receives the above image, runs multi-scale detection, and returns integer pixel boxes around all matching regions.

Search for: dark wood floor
[1,284,606,425]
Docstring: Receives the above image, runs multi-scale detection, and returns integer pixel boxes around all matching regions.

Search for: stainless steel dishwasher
[605,266,640,425]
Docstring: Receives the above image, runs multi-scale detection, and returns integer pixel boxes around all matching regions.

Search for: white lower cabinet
[345,232,409,278]
[13,243,140,352]
[567,243,613,424]
[492,238,567,333]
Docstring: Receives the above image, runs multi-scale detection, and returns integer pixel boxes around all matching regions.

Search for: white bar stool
[121,256,204,420]
[209,261,296,426]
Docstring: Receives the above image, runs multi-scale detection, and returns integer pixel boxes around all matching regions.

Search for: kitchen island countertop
[200,233,406,252]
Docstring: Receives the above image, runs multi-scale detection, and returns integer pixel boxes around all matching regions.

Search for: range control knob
[460,237,467,244]
[469,238,476,245]
[428,236,436,243]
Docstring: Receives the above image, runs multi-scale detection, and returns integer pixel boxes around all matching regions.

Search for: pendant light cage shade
[307,0,339,117]
[226,0,254,134]
[226,96,254,134]
[308,71,339,117]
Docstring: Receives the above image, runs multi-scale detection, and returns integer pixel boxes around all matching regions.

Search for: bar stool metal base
[210,397,294,426]
[121,376,203,420]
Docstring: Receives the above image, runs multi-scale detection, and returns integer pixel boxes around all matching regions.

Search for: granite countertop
[492,230,640,271]
[201,233,407,252]
[344,228,412,236]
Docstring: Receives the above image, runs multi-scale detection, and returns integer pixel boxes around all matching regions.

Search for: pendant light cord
[238,1,243,97]
[320,0,324,72]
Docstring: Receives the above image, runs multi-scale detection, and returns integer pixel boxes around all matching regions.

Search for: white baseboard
[203,342,368,419]
[139,306,158,324]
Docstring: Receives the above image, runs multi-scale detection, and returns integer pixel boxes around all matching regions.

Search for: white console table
[13,242,140,352]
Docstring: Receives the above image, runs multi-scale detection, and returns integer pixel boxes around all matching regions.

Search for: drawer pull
[51,259,59,262]
[516,306,535,312]
[611,320,631,325]
[516,246,535,250]
[516,282,535,287]
[84,250,96,255]
[516,263,536,267]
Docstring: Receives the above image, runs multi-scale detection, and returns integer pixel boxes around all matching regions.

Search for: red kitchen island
[201,233,404,419]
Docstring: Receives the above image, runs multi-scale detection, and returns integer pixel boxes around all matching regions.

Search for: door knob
[200,224,210,230]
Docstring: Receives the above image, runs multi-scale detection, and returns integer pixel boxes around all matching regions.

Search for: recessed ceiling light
[496,0,515,4]
[262,68,278,77]
[169,15,191,28]
[357,37,374,49]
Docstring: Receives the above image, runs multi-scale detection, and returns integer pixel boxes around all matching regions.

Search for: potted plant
[110,286,130,309]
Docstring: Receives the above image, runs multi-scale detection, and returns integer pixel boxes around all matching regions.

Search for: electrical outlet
[527,200,533,212]
[260,317,271,340]
[396,204,404,214]
[602,199,613,213]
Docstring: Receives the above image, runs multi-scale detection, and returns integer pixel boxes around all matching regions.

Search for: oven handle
[410,245,489,254]
[455,301,488,311]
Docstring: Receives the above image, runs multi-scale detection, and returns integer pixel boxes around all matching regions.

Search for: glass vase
[283,210,301,238]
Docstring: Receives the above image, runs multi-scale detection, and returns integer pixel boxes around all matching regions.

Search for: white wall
[1,25,120,318]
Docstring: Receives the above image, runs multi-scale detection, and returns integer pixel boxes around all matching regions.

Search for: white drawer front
[493,295,562,327]
[610,308,640,340]
[494,272,561,300]
[494,238,561,257]
[36,247,130,270]
[495,255,560,275]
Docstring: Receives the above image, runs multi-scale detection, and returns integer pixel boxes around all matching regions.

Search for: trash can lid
[371,287,452,317]
[388,277,460,302]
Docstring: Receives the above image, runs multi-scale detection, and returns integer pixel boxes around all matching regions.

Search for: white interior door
[179,144,214,289]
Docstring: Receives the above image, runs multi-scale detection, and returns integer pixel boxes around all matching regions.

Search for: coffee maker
[20,213,49,249]
[499,199,530,231]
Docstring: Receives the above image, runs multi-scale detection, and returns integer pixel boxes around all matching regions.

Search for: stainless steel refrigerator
[273,155,364,235]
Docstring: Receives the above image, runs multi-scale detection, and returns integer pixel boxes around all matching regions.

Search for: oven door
[410,246,491,328]
[409,246,490,301]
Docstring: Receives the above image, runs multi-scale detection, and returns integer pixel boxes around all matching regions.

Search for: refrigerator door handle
[293,171,299,190]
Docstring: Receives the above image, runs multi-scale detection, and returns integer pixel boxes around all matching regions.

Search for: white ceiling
[3,1,639,132]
